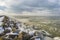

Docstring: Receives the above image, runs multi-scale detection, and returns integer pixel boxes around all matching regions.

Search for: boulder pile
[0,15,59,40]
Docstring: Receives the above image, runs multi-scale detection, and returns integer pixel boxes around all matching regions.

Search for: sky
[0,0,60,16]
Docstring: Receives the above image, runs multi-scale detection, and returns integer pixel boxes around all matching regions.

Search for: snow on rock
[54,37,60,40]
[6,32,18,35]
[41,30,51,36]
[44,36,53,40]
[0,16,4,22]
[29,30,36,36]
[0,15,57,40]
[16,22,22,27]
[35,38,41,40]
[0,27,4,34]
[5,27,12,31]
[31,36,41,40]
[19,27,25,31]
[0,22,3,26]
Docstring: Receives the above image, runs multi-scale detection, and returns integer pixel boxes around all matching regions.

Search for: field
[14,16,60,37]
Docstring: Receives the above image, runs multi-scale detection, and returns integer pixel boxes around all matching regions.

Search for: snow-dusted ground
[0,15,59,40]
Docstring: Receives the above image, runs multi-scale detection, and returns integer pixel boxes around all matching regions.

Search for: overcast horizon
[0,0,60,16]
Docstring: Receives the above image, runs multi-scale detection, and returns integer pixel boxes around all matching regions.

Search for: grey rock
[44,36,53,40]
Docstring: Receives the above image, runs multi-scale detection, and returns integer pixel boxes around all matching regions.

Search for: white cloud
[48,0,57,3]
[0,0,60,16]
[22,10,54,16]
[0,0,6,6]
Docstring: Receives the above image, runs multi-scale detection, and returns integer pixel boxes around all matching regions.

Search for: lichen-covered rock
[18,32,31,40]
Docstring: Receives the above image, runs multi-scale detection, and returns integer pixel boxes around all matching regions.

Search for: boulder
[44,36,53,40]
[18,32,31,40]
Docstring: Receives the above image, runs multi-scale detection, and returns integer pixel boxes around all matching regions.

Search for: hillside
[14,16,60,37]
[0,15,59,40]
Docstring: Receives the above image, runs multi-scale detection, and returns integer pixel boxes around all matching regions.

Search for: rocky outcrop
[0,15,59,40]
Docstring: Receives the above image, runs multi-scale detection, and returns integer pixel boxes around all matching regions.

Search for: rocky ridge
[0,15,59,40]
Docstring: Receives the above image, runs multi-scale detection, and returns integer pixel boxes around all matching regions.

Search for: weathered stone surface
[53,37,60,40]
[0,15,59,40]
[44,36,53,40]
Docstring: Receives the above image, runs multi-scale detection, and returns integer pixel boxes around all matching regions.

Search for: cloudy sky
[0,0,60,16]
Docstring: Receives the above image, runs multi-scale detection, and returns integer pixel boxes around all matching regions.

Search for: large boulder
[18,32,31,40]
[4,29,11,34]
[44,36,53,40]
